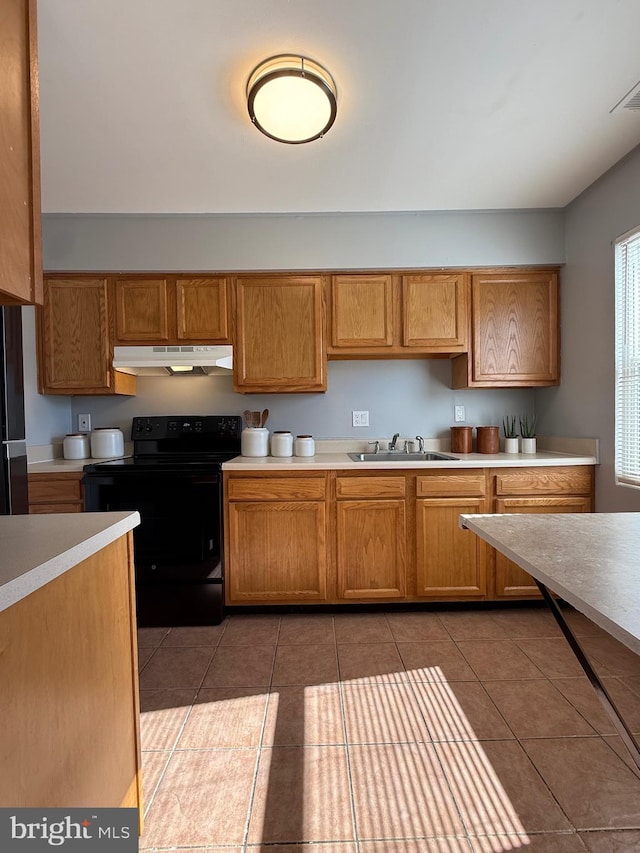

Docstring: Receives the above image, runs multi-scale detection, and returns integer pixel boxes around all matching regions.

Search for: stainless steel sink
[348,451,460,462]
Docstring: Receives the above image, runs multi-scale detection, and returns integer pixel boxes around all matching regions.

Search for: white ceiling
[37,0,640,215]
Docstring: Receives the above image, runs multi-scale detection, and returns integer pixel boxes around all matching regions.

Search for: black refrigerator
[0,306,28,515]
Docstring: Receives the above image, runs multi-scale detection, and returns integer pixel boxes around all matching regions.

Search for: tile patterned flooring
[136,607,640,852]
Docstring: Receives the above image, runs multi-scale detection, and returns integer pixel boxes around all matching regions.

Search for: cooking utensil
[243,410,252,428]
[261,408,269,427]
[251,411,261,428]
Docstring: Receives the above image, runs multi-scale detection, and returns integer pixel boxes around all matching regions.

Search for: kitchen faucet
[415,435,425,452]
[389,433,400,451]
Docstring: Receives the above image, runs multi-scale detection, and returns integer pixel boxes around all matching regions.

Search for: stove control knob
[145,424,153,432]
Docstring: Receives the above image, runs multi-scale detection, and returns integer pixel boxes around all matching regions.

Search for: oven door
[83,468,224,625]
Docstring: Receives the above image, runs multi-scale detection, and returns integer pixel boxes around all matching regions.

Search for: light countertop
[222,449,597,471]
[27,437,598,474]
[460,512,640,655]
[0,511,140,613]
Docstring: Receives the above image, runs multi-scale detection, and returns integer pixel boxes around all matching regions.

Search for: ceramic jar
[271,430,294,457]
[504,436,520,454]
[241,427,269,457]
[63,433,90,460]
[294,435,315,457]
[90,427,125,458]
[521,437,537,454]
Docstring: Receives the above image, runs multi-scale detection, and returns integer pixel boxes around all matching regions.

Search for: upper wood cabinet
[112,275,231,344]
[38,276,136,396]
[452,270,559,388]
[328,273,468,357]
[114,278,170,342]
[402,274,468,351]
[331,274,394,349]
[0,0,42,305]
[233,275,326,393]
[176,277,229,341]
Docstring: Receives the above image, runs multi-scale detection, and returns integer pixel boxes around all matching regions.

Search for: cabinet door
[402,274,468,351]
[233,276,326,392]
[336,499,406,599]
[0,0,42,305]
[176,277,230,341]
[227,501,327,602]
[469,271,559,386]
[114,278,170,342]
[416,497,487,597]
[330,274,393,349]
[493,496,592,597]
[40,278,112,392]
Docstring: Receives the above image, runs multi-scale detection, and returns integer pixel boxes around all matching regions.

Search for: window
[615,225,640,487]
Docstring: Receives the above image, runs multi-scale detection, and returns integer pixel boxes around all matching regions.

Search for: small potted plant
[519,414,537,454]
[502,415,519,454]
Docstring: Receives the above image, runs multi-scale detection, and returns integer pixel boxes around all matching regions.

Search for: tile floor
[136,606,640,852]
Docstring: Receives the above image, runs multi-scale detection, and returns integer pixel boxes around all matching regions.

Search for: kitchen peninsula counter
[0,510,144,818]
[0,510,140,610]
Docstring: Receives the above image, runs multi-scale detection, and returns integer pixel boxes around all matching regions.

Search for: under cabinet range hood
[112,345,233,376]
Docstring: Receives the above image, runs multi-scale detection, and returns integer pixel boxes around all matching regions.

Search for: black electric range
[83,415,242,626]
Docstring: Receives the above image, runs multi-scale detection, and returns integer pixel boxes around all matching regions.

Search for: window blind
[615,226,640,488]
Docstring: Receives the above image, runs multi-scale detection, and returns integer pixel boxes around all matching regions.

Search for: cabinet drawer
[227,477,326,501]
[336,476,406,499]
[417,473,486,497]
[29,477,83,504]
[30,503,83,514]
[494,467,593,496]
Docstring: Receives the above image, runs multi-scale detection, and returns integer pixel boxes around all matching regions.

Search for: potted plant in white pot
[519,414,537,454]
[502,415,519,454]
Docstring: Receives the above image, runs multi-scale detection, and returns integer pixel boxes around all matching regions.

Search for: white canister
[271,430,293,457]
[241,427,269,457]
[294,434,315,457]
[63,433,90,460]
[90,427,125,458]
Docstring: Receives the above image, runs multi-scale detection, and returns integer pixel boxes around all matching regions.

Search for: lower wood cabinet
[415,472,487,597]
[225,474,328,603]
[28,472,84,513]
[223,465,595,607]
[491,467,594,597]
[335,476,406,599]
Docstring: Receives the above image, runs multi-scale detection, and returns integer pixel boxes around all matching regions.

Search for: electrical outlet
[352,410,369,427]
[78,414,91,432]
[454,405,465,422]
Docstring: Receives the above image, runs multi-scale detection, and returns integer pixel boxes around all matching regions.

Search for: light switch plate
[352,410,369,427]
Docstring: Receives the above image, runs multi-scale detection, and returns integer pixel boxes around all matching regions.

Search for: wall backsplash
[65,359,534,444]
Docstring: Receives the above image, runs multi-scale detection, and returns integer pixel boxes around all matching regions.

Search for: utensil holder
[241,427,269,457]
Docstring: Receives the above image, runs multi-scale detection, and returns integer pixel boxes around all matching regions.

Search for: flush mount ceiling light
[246,54,337,144]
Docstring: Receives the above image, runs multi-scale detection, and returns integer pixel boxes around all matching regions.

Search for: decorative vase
[521,437,537,454]
[504,437,519,454]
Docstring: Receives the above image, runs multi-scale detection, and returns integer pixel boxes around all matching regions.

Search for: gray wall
[68,361,534,444]
[43,209,564,271]
[33,209,562,445]
[537,145,640,511]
